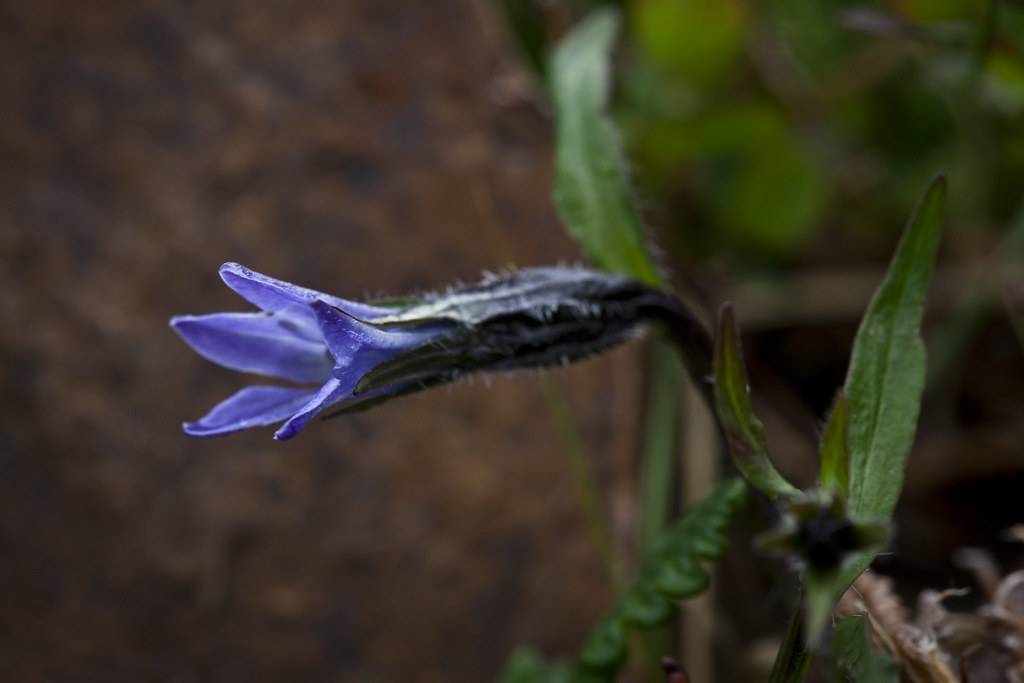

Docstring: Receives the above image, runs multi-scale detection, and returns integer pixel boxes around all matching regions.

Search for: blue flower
[171,263,449,440]
[172,263,708,440]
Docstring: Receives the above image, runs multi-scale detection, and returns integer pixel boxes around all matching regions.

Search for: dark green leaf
[578,619,627,671]
[713,302,801,499]
[620,586,674,626]
[654,556,708,599]
[831,615,899,683]
[578,479,747,677]
[845,175,947,519]
[550,8,661,285]
[768,606,811,683]
[818,390,851,496]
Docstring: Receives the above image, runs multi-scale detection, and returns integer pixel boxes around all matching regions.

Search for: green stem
[540,376,624,590]
[639,339,684,551]
[638,340,683,681]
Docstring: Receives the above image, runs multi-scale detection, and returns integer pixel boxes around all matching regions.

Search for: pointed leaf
[713,303,800,499]
[823,176,947,637]
[768,606,811,683]
[845,175,946,519]
[550,8,660,285]
[819,391,851,495]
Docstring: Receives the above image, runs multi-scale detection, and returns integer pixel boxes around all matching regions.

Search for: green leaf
[831,615,899,683]
[713,303,801,499]
[578,619,627,672]
[818,390,851,496]
[620,586,674,626]
[577,479,747,677]
[768,606,811,683]
[551,8,661,286]
[827,175,946,636]
[654,556,708,598]
[845,175,947,520]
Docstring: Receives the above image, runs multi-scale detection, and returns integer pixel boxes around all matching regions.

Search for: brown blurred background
[0,1,651,680]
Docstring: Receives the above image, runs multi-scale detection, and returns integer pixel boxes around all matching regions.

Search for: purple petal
[308,299,446,367]
[184,385,318,437]
[271,304,453,440]
[219,263,395,321]
[171,312,333,383]
[273,376,350,440]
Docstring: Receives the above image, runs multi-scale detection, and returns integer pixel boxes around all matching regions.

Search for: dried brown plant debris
[838,572,959,683]
[836,540,1024,683]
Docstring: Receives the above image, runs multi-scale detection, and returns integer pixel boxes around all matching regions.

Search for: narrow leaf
[818,391,851,496]
[845,175,946,519]
[550,8,661,285]
[768,606,811,683]
[828,176,947,631]
[577,479,747,679]
[831,615,899,683]
[713,303,800,499]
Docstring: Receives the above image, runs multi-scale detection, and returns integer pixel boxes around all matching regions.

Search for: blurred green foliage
[500,0,1024,266]
[492,1,1018,680]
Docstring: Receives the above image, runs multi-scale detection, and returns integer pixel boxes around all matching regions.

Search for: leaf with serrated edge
[577,479,746,677]
[713,303,800,499]
[550,8,660,285]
